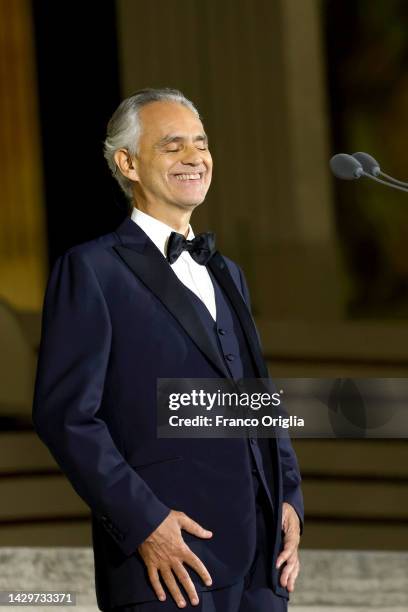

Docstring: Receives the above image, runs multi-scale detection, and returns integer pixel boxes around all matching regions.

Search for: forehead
[138,101,204,143]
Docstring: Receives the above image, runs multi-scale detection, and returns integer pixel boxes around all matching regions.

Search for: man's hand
[276,502,301,593]
[137,510,213,608]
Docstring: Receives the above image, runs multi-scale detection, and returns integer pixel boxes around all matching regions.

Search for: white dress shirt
[130,207,217,320]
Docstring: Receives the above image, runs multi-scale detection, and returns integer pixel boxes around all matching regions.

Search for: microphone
[329,153,408,193]
[329,153,363,180]
[352,151,408,188]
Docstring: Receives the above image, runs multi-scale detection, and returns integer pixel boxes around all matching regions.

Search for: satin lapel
[113,241,230,378]
[207,252,270,379]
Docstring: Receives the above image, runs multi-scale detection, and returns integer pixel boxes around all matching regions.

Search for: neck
[132,199,192,237]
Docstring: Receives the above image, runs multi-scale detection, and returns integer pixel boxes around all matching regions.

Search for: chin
[175,194,207,208]
[188,197,207,207]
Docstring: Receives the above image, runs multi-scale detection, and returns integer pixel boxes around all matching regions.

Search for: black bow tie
[166,231,216,265]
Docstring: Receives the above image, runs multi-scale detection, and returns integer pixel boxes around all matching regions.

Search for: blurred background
[1,0,408,565]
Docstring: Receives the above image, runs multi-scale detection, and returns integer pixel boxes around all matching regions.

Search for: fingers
[279,555,300,592]
[141,511,213,607]
[147,560,201,608]
[286,558,300,592]
[184,549,213,587]
[276,522,301,593]
[176,513,213,587]
[276,537,297,570]
[147,565,167,603]
[160,567,188,608]
[172,561,200,606]
[178,511,213,539]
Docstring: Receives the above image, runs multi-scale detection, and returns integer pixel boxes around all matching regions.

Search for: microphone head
[329,154,364,180]
[352,152,381,177]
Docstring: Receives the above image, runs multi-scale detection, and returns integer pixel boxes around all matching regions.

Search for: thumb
[178,513,213,539]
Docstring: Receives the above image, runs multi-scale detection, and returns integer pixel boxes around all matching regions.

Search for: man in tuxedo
[32,88,303,611]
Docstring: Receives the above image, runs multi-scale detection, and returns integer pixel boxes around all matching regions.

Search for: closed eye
[165,145,208,153]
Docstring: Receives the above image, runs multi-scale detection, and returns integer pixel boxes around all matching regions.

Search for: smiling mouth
[171,172,204,182]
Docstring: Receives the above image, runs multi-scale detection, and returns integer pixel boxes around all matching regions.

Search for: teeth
[174,173,201,181]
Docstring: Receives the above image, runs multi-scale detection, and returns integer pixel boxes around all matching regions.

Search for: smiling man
[32,88,304,612]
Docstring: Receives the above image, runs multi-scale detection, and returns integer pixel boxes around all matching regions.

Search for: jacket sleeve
[236,264,304,536]
[32,249,172,556]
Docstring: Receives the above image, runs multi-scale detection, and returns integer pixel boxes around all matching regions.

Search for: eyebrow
[155,133,208,148]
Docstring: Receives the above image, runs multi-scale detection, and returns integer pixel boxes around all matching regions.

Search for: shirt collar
[130,206,195,257]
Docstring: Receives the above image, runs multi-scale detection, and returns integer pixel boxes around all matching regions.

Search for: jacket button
[250,438,256,445]
[218,328,227,335]
[225,354,235,361]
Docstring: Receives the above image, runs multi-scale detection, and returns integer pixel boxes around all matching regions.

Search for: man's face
[132,101,213,210]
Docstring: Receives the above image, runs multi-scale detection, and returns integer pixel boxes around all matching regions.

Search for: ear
[113,148,140,182]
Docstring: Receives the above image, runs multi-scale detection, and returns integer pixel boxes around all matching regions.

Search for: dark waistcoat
[179,266,275,514]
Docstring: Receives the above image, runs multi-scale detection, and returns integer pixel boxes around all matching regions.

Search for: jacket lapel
[113,216,268,381]
[113,217,230,378]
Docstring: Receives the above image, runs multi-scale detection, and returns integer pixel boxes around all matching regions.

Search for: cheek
[142,165,170,190]
[140,156,169,177]
[206,157,213,175]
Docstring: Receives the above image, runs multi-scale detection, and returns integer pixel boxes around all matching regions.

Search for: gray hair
[103,87,200,202]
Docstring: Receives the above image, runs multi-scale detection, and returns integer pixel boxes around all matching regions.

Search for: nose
[180,145,205,166]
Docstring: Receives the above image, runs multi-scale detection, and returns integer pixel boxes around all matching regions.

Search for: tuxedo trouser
[106,466,288,612]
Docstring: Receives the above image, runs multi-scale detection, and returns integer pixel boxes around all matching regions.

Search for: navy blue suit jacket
[32,215,304,609]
